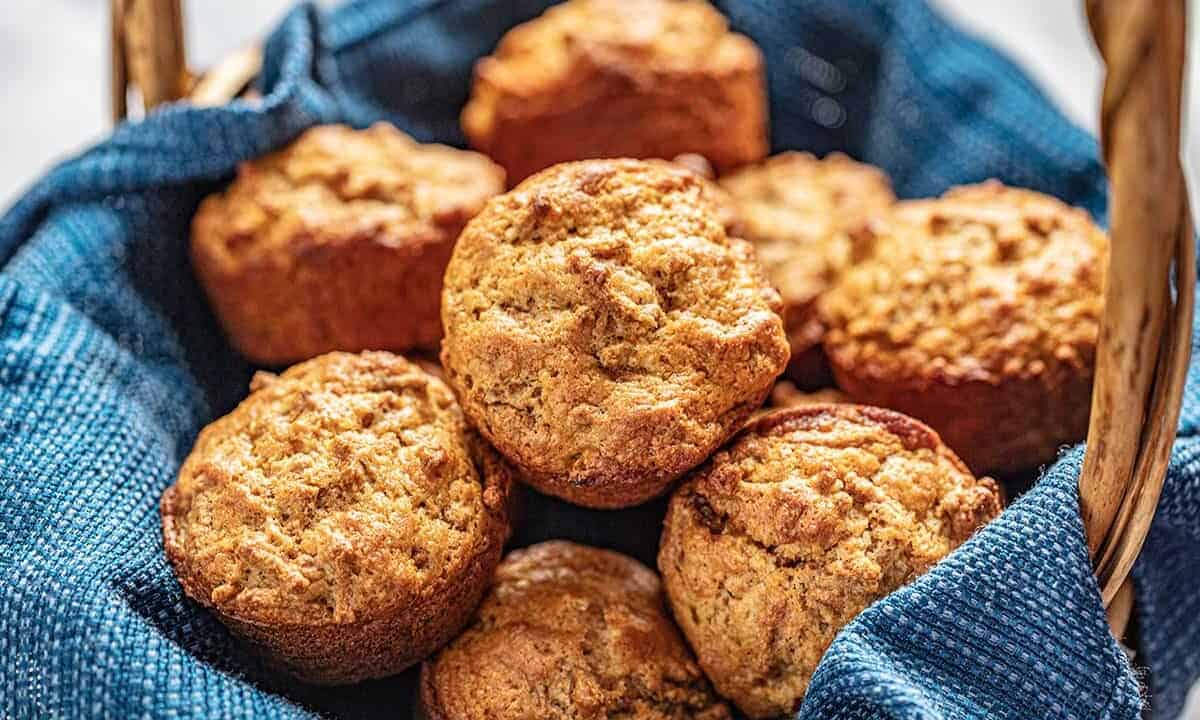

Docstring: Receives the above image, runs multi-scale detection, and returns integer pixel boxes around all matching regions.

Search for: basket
[111,0,1193,637]
[62,0,1194,714]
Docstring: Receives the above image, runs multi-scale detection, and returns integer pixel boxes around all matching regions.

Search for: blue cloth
[0,1,1193,717]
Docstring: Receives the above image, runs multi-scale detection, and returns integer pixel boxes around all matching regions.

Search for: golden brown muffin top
[660,405,1001,716]
[463,0,761,128]
[162,352,510,627]
[821,181,1107,388]
[421,541,731,720]
[682,405,999,554]
[440,159,789,499]
[192,123,504,273]
[656,156,743,236]
[720,152,896,317]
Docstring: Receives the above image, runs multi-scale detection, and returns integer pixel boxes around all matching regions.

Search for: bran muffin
[161,352,512,684]
[191,123,504,365]
[820,181,1108,474]
[767,380,848,409]
[461,0,768,184]
[720,152,896,387]
[419,541,731,720]
[440,159,790,509]
[658,405,1002,718]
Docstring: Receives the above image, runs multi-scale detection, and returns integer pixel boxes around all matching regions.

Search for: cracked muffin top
[820,181,1107,388]
[420,541,732,720]
[193,123,503,272]
[440,159,790,508]
[161,351,512,627]
[658,405,1001,718]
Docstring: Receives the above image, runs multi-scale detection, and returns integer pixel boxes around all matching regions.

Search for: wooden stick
[190,46,263,108]
[109,0,129,123]
[1082,0,1193,605]
[1107,577,1135,639]
[112,0,190,119]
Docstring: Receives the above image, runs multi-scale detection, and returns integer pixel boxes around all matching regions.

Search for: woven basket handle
[1081,0,1194,627]
[111,1,1195,635]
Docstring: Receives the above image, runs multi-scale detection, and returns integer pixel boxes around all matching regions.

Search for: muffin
[419,541,731,720]
[191,123,504,365]
[160,352,512,684]
[461,0,768,184]
[720,152,896,387]
[658,405,1002,717]
[768,380,848,409]
[440,159,790,508]
[820,181,1107,474]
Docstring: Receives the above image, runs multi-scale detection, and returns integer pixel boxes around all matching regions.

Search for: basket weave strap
[1081,0,1194,618]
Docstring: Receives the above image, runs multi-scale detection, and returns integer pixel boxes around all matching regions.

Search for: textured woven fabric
[0,1,1190,717]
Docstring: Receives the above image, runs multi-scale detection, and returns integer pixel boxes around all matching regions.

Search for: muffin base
[194,225,457,366]
[464,54,767,185]
[828,361,1092,475]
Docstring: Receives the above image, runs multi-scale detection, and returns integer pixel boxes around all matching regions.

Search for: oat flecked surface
[420,541,731,720]
[720,152,896,386]
[462,0,768,183]
[440,159,790,508]
[820,181,1108,473]
[161,351,512,684]
[659,405,1002,718]
[191,123,504,364]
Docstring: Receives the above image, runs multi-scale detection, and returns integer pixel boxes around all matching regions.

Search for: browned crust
[160,355,514,684]
[829,361,1093,475]
[658,404,1001,717]
[461,0,767,184]
[417,541,732,720]
[191,123,504,365]
[507,376,777,509]
[440,159,790,509]
[418,661,449,720]
[718,152,896,388]
[819,181,1106,473]
[192,218,459,366]
[737,404,951,459]
[161,439,512,685]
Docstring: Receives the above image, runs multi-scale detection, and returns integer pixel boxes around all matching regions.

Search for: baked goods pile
[163,0,1106,716]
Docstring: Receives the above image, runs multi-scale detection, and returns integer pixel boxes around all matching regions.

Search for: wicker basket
[109,0,1194,644]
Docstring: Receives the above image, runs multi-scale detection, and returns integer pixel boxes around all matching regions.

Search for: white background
[1,1,1198,717]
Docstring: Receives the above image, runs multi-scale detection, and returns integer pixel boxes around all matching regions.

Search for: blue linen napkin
[0,1,1192,717]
